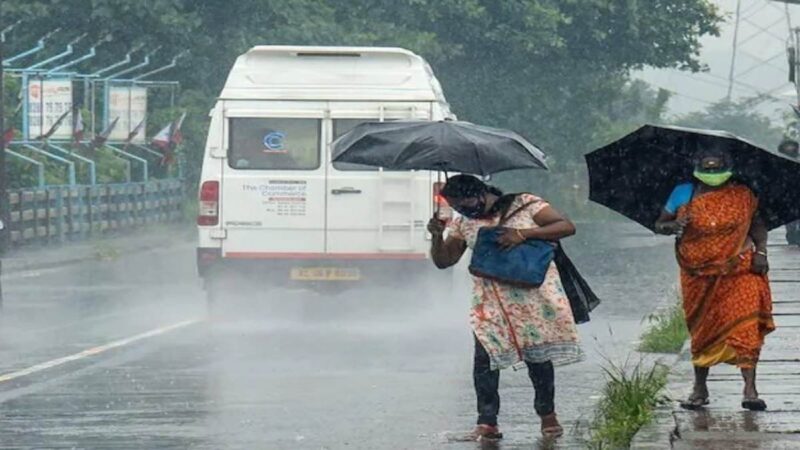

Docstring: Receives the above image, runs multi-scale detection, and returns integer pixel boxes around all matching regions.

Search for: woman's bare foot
[680,383,709,410]
[741,367,766,410]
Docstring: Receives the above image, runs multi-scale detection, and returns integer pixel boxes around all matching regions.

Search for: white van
[196,46,455,300]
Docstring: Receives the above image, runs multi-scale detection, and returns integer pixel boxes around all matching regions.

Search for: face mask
[452,197,487,219]
[694,170,733,187]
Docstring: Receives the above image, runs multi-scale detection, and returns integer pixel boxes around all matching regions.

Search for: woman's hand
[751,252,769,275]
[656,216,690,237]
[497,228,527,250]
[427,218,446,237]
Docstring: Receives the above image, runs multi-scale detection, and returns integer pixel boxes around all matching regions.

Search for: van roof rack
[296,51,361,58]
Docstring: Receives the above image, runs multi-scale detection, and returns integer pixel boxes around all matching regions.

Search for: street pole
[727,0,742,101]
[795,28,800,107]
[0,11,7,308]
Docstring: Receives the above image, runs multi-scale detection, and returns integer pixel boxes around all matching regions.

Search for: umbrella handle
[432,170,451,220]
[435,170,442,219]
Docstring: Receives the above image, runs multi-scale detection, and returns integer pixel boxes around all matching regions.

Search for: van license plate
[290,267,361,281]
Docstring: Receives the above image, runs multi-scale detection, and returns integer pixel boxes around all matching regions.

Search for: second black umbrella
[586,124,800,231]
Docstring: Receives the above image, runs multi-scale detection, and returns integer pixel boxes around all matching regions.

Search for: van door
[325,103,432,256]
[220,103,327,256]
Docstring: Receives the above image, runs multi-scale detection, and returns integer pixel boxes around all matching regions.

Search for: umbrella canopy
[586,124,800,231]
[332,120,548,175]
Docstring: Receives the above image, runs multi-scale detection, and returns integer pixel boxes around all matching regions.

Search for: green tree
[2,0,722,192]
[673,99,783,150]
[380,0,720,162]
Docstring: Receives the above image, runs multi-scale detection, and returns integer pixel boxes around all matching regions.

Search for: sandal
[742,398,767,411]
[680,394,709,410]
[470,424,503,441]
[540,413,564,438]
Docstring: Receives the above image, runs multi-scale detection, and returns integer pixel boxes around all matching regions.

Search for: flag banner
[92,117,120,149]
[36,109,71,140]
[2,128,15,149]
[170,112,187,146]
[151,122,172,150]
[125,116,147,144]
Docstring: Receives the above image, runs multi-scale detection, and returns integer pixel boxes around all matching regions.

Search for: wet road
[0,224,677,449]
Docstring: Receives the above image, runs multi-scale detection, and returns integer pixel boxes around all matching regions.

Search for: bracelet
[515,229,526,241]
[756,250,767,256]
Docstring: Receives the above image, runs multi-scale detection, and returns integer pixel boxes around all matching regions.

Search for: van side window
[229,118,321,170]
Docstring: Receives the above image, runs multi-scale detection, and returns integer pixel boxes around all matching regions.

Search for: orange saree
[676,184,774,369]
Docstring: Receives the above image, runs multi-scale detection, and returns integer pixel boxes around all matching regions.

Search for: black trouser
[473,335,555,426]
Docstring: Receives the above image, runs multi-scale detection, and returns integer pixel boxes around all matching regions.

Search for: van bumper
[197,248,435,285]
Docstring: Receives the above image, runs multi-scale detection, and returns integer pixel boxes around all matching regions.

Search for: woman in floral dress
[428,175,583,441]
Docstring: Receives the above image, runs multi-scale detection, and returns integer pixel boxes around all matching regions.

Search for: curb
[630,341,691,449]
[1,227,194,276]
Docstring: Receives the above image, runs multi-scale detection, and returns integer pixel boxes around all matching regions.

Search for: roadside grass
[93,243,122,261]
[589,358,669,449]
[638,291,688,354]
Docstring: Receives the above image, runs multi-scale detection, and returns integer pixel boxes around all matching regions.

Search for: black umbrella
[586,124,800,231]
[332,120,548,175]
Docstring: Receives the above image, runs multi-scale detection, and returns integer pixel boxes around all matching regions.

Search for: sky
[636,0,799,121]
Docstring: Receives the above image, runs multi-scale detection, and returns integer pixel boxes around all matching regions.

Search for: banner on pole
[108,86,148,143]
[27,79,73,140]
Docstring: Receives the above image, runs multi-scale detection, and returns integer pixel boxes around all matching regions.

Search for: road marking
[0,319,202,384]
[8,305,168,337]
[0,266,66,281]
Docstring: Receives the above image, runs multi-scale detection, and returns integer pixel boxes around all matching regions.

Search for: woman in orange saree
[655,146,774,411]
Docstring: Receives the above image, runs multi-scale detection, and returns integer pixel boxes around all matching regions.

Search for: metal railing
[5,179,184,246]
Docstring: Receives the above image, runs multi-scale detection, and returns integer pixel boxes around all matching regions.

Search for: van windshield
[229,118,321,170]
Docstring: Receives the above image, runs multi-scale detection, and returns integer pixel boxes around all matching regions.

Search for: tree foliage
[673,99,784,151]
[2,0,722,191]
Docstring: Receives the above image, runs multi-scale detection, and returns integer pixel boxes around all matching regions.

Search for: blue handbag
[468,201,555,288]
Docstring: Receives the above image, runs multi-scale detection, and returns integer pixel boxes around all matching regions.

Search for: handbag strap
[498,195,562,247]
[499,198,538,226]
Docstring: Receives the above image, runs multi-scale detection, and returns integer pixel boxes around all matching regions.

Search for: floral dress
[448,194,584,370]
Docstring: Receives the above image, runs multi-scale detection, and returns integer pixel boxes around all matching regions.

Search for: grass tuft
[589,358,669,449]
[93,243,121,261]
[638,291,688,354]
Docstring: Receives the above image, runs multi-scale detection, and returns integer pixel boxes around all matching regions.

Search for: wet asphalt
[0,223,678,449]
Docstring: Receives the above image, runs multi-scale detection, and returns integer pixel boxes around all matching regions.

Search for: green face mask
[694,170,733,187]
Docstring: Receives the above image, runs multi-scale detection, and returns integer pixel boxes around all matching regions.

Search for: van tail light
[433,182,453,222]
[198,181,220,226]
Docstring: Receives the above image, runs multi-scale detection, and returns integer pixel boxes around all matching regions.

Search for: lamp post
[0,15,7,308]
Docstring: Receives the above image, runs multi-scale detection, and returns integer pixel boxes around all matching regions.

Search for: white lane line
[11,305,168,337]
[0,319,202,384]
[1,266,66,281]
